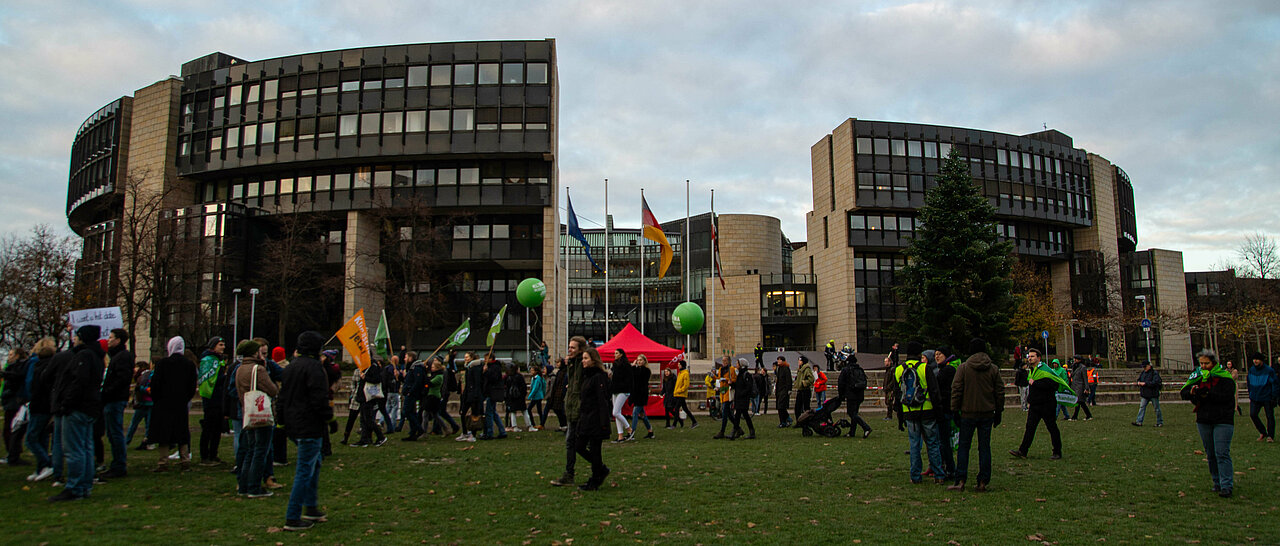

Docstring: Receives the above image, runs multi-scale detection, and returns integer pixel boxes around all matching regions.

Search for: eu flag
[566,193,602,273]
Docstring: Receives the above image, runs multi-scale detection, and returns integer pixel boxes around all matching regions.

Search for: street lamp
[232,288,242,344]
[1135,295,1152,366]
[249,288,260,341]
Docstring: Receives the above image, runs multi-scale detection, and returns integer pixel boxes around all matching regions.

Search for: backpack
[900,363,928,407]
[506,377,523,402]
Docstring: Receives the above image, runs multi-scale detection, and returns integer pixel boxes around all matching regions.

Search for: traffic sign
[1141,318,1151,331]
[1041,330,1049,340]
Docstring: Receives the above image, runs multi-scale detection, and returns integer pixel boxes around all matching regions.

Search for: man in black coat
[773,356,793,427]
[48,325,105,502]
[100,329,134,478]
[279,331,332,531]
[481,356,507,439]
[1010,348,1063,460]
[400,354,427,441]
[837,357,872,438]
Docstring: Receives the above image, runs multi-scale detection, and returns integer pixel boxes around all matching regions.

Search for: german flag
[641,196,673,279]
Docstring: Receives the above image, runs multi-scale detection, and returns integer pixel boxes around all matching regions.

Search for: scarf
[1182,365,1234,390]
[167,336,185,356]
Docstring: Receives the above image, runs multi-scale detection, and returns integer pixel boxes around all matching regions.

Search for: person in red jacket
[814,368,829,406]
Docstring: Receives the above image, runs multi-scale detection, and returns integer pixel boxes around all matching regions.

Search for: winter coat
[147,353,197,446]
[1246,364,1278,403]
[462,361,485,404]
[564,354,585,421]
[752,372,769,400]
[1137,368,1163,399]
[631,365,652,404]
[575,366,612,440]
[1026,372,1059,414]
[101,344,135,403]
[50,341,105,416]
[610,359,633,395]
[278,354,334,439]
[1069,362,1088,395]
[813,370,828,393]
[774,362,793,393]
[732,366,755,404]
[505,373,528,410]
[837,364,867,404]
[934,359,959,414]
[234,358,280,408]
[28,354,56,415]
[402,361,428,399]
[528,373,547,401]
[950,352,1005,419]
[483,362,505,401]
[674,369,691,397]
[796,362,815,390]
[0,358,29,411]
[1181,376,1236,425]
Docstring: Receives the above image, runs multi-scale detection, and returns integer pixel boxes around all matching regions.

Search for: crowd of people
[3,327,1278,533]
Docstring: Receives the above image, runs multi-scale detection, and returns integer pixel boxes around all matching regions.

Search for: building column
[343,210,386,330]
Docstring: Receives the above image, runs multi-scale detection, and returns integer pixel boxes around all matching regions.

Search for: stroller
[795,397,849,437]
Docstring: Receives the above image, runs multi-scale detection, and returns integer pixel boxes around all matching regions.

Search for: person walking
[673,360,697,428]
[456,353,484,442]
[280,331,333,530]
[148,337,196,472]
[1086,363,1099,406]
[773,356,793,427]
[480,356,507,440]
[504,363,533,433]
[752,367,769,415]
[100,329,135,479]
[1180,350,1237,497]
[574,347,612,491]
[629,355,655,439]
[1014,358,1030,412]
[897,342,945,484]
[1132,361,1164,427]
[1069,357,1093,421]
[838,354,872,438]
[661,367,677,429]
[1051,359,1071,421]
[948,338,1004,492]
[234,340,278,498]
[1009,348,1065,460]
[551,337,587,487]
[1245,352,1277,442]
[730,358,757,439]
[547,357,569,431]
[48,325,105,502]
[713,357,740,439]
[795,356,815,415]
[125,360,153,450]
[23,338,57,481]
[400,354,427,441]
[528,364,548,431]
[352,361,388,447]
[608,349,634,443]
[196,337,229,466]
[423,358,452,436]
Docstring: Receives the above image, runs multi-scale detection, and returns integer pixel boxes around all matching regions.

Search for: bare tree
[247,211,343,348]
[0,225,83,349]
[1237,232,1279,279]
[113,169,183,352]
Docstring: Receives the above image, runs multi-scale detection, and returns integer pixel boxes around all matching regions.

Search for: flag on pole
[444,319,471,349]
[374,310,392,360]
[487,304,508,347]
[711,215,725,289]
[336,309,373,371]
[566,193,602,273]
[641,196,673,278]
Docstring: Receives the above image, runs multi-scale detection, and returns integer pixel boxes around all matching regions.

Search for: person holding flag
[1009,348,1068,460]
[1180,350,1237,498]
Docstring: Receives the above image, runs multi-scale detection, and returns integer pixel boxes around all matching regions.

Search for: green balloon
[516,278,546,307]
[671,301,704,335]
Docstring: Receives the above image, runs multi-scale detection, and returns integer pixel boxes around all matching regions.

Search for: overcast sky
[1,0,1276,271]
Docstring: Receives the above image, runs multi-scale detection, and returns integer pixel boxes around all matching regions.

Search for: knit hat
[236,339,261,357]
[272,347,286,362]
[967,338,986,356]
[904,341,923,358]
[936,345,952,360]
[295,331,324,357]
[75,324,101,345]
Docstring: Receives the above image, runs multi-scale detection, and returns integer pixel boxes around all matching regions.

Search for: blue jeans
[630,406,651,432]
[25,413,53,469]
[286,437,323,522]
[751,395,761,415]
[1136,397,1163,425]
[103,401,128,473]
[126,406,150,445]
[385,394,402,432]
[233,418,246,470]
[238,427,272,494]
[52,415,63,479]
[955,417,994,484]
[1195,422,1233,491]
[60,411,95,497]
[484,398,506,438]
[1056,404,1070,419]
[906,418,944,482]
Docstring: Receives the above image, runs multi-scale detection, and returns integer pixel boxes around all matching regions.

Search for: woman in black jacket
[628,355,655,439]
[149,337,197,471]
[661,368,677,429]
[731,359,757,439]
[1181,349,1237,498]
[609,349,633,443]
[575,348,611,491]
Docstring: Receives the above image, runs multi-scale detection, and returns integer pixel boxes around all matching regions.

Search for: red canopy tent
[597,323,683,365]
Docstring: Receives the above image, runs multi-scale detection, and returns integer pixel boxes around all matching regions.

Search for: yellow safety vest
[894,360,933,413]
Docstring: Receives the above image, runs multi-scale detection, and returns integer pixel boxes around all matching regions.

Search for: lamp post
[249,288,260,341]
[1136,295,1152,366]
[231,288,242,344]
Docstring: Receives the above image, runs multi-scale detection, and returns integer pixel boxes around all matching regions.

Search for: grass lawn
[2,403,1277,545]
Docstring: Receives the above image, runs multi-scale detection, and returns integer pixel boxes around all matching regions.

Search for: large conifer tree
[893,148,1017,354]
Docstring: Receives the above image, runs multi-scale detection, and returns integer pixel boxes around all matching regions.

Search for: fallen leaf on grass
[1034,498,1046,502]
[747,522,756,528]
[1027,534,1045,541]
[265,527,282,533]
[1178,491,1186,497]
[1193,450,1204,455]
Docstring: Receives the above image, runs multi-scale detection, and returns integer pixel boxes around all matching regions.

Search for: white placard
[67,307,123,340]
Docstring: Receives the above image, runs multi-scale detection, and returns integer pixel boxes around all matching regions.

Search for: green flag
[1029,362,1077,407]
[487,304,507,347]
[1181,364,1233,390]
[444,319,471,349]
[374,310,391,360]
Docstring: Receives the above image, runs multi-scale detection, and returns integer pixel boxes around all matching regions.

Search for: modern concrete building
[797,118,1190,365]
[66,40,561,358]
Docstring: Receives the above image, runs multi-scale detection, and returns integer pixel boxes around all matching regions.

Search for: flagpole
[563,186,570,354]
[640,188,646,336]
[604,178,610,341]
[710,188,716,361]
[685,179,690,356]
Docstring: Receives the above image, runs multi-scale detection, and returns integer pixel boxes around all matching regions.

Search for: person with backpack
[1246,352,1277,442]
[1132,360,1163,427]
[125,360,154,450]
[795,356,816,415]
[773,356,793,428]
[505,363,533,433]
[1009,348,1064,460]
[948,338,1005,492]
[897,341,946,484]
[837,354,871,438]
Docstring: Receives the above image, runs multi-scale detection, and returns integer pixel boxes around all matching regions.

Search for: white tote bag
[243,365,274,429]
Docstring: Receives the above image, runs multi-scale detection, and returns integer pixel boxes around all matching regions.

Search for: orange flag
[336,308,373,371]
